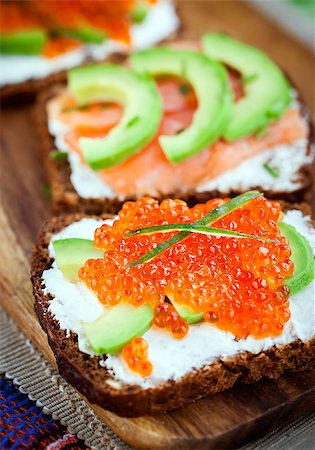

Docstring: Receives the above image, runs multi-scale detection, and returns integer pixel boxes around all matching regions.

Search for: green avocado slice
[130,48,233,164]
[68,64,162,170]
[54,27,106,44]
[53,238,103,282]
[278,222,315,296]
[168,296,203,324]
[83,303,154,354]
[202,33,291,141]
[0,30,47,55]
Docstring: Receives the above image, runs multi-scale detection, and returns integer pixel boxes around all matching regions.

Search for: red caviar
[122,336,152,377]
[154,303,189,338]
[79,196,294,339]
[42,38,81,59]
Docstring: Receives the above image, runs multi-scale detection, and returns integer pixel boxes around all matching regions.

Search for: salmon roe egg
[122,337,152,377]
[79,196,294,339]
[154,302,189,338]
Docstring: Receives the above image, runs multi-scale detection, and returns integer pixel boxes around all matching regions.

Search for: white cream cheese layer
[0,0,179,87]
[41,211,315,388]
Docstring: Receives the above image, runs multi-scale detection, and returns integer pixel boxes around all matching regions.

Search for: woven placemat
[0,308,314,450]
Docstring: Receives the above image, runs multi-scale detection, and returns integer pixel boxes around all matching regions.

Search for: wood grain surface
[0,1,314,449]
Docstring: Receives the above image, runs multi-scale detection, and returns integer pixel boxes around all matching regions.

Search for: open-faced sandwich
[36,34,314,214]
[0,0,179,99]
[31,191,315,417]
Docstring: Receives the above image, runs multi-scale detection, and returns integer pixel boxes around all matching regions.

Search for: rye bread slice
[34,75,315,215]
[31,202,315,417]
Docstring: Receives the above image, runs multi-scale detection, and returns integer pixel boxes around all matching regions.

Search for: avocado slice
[68,64,162,170]
[54,27,106,44]
[130,48,233,164]
[278,222,315,296]
[83,303,154,354]
[167,295,203,324]
[53,238,103,282]
[0,30,47,55]
[202,33,291,141]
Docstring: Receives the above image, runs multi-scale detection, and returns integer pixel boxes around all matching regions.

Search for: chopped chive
[41,185,52,200]
[263,163,280,178]
[255,124,269,138]
[126,116,140,127]
[126,223,278,243]
[61,104,89,113]
[179,84,190,95]
[244,74,258,84]
[50,149,68,161]
[126,190,262,268]
[131,4,148,23]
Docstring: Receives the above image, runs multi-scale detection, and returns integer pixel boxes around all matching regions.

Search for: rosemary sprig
[126,190,263,268]
[126,223,278,243]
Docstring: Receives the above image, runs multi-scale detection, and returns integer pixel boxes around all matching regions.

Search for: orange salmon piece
[61,104,122,134]
[99,108,307,196]
[200,108,307,182]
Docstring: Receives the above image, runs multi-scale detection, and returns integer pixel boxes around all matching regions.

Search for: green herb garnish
[263,163,280,178]
[50,150,68,161]
[126,223,278,243]
[179,84,190,95]
[127,116,140,127]
[131,4,148,23]
[42,185,52,200]
[255,123,269,138]
[126,190,262,268]
[61,104,89,113]
[244,74,258,84]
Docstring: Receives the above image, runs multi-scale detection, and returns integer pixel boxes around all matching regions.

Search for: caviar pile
[79,197,294,339]
[122,337,152,376]
[154,302,189,338]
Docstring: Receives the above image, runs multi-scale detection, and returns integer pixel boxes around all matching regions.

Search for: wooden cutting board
[1,1,314,449]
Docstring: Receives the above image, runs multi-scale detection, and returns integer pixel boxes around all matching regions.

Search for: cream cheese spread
[0,0,179,87]
[41,210,315,388]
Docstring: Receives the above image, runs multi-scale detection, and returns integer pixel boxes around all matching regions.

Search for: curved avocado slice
[167,295,203,324]
[0,30,47,55]
[53,238,103,282]
[279,222,315,296]
[202,33,291,141]
[83,304,154,355]
[130,48,233,164]
[68,64,162,170]
[54,27,106,44]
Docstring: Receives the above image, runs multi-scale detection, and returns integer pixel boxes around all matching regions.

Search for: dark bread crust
[31,202,315,417]
[1,70,67,104]
[34,77,315,215]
